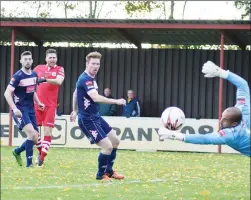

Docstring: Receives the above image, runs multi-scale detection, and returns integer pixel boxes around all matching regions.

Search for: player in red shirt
[33,49,65,166]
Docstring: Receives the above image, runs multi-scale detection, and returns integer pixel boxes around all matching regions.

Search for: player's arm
[47,67,65,85]
[33,92,45,110]
[202,61,250,127]
[227,72,250,124]
[202,61,250,106]
[46,76,64,85]
[183,132,227,145]
[70,89,78,122]
[158,128,230,145]
[38,67,65,85]
[88,90,123,105]
[84,80,125,105]
[4,85,17,110]
[72,89,78,112]
[4,75,22,117]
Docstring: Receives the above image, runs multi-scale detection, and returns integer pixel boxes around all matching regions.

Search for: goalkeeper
[159,61,250,157]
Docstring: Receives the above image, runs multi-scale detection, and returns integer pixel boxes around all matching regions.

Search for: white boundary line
[1,179,168,191]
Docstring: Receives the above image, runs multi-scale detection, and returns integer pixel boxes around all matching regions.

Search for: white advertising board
[0,113,239,154]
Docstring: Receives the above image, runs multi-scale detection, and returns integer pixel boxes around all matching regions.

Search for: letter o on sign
[71,127,85,139]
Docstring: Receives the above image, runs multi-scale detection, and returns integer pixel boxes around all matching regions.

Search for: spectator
[99,88,117,116]
[122,89,140,117]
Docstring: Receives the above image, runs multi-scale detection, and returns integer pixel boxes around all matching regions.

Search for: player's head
[20,51,33,70]
[45,49,57,67]
[104,88,111,97]
[86,51,102,76]
[220,107,242,129]
[127,89,135,99]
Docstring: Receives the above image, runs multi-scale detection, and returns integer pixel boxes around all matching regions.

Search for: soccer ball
[161,107,185,130]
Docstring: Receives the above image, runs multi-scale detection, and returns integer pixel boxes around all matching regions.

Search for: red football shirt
[34,65,65,107]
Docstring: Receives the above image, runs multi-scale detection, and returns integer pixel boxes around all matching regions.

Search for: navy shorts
[12,108,38,132]
[78,115,112,144]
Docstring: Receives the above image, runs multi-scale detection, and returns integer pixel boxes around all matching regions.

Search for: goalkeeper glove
[202,61,229,79]
[158,128,184,141]
[37,78,47,85]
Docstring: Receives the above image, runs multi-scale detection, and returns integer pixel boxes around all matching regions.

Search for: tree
[124,1,161,17]
[1,5,29,17]
[22,1,52,17]
[124,1,176,19]
[88,0,104,18]
[169,0,175,19]
[234,1,251,19]
[182,1,188,19]
[56,1,78,18]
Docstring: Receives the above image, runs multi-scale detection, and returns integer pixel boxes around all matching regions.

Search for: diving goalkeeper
[159,61,250,157]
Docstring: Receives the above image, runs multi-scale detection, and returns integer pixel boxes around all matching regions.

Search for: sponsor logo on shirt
[86,81,95,89]
[85,81,93,86]
[26,85,36,93]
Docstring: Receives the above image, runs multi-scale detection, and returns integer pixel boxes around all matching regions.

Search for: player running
[159,61,250,157]
[4,51,45,167]
[33,49,65,166]
[70,52,126,181]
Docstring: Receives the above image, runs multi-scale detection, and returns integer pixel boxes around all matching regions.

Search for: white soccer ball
[161,107,185,130]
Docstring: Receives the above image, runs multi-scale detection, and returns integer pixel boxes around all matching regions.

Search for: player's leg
[96,138,113,181]
[12,110,38,167]
[106,130,119,172]
[12,109,28,166]
[34,104,44,154]
[100,117,124,179]
[39,106,56,165]
[78,117,112,181]
[22,123,38,167]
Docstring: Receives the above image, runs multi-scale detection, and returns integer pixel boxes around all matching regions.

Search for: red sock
[36,134,42,153]
[40,136,52,161]
[37,147,42,153]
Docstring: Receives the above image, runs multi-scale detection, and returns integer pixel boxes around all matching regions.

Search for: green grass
[1,146,250,200]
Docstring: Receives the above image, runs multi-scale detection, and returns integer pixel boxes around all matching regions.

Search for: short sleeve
[57,67,65,78]
[9,73,21,89]
[83,78,96,93]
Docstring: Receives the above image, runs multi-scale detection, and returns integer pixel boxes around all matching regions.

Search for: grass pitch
[1,146,250,200]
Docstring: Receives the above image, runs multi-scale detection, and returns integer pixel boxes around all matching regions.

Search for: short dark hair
[21,51,32,58]
[46,49,57,56]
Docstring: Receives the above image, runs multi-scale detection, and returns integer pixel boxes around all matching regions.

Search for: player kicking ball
[70,52,126,181]
[159,61,250,157]
[4,51,45,167]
